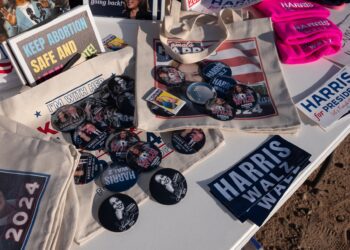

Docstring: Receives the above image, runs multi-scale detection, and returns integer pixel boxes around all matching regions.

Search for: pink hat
[277,36,342,64]
[254,0,330,22]
[274,18,342,45]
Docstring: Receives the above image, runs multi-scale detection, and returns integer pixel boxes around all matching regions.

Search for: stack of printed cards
[208,135,311,226]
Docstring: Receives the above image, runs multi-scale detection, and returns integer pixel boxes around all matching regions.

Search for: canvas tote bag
[0,116,80,250]
[0,47,224,244]
[135,0,300,133]
[0,115,79,250]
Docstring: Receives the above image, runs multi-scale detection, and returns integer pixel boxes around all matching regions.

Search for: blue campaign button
[210,76,237,98]
[201,62,232,81]
[100,164,138,192]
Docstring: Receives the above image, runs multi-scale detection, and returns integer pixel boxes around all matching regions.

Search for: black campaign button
[98,193,139,232]
[107,75,135,96]
[126,142,162,172]
[100,164,138,192]
[149,168,187,205]
[156,66,185,87]
[201,62,232,81]
[82,98,109,129]
[205,98,235,121]
[71,122,108,150]
[186,82,216,105]
[171,129,206,154]
[210,76,236,99]
[74,152,108,185]
[51,104,86,132]
[104,107,134,129]
[229,84,258,110]
[106,131,140,163]
[116,92,135,115]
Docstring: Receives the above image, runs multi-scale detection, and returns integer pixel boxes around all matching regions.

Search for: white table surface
[73,7,350,250]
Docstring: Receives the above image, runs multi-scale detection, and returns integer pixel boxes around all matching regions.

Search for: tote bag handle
[159,0,242,64]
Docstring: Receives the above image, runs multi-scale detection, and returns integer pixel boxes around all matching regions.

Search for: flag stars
[34,111,41,118]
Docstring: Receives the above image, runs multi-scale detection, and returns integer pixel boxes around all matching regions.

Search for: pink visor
[277,36,342,64]
[274,18,342,45]
[254,0,330,22]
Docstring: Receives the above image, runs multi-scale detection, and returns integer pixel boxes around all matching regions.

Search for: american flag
[0,46,13,74]
[205,39,265,84]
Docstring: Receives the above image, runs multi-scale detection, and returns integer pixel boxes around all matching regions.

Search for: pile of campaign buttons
[53,74,189,233]
[151,61,259,120]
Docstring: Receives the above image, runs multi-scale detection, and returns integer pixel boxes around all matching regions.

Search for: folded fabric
[0,120,79,250]
[274,18,342,45]
[254,0,330,22]
[277,36,342,64]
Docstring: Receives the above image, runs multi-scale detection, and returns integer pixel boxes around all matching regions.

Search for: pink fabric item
[274,18,342,45]
[277,36,342,64]
[254,0,330,22]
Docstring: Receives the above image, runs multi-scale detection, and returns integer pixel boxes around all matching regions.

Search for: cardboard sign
[4,5,105,86]
[296,65,350,129]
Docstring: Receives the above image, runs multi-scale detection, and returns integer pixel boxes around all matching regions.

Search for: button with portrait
[126,141,162,172]
[116,92,135,115]
[229,84,258,110]
[205,97,235,121]
[201,62,232,81]
[104,107,134,129]
[100,163,138,192]
[98,193,139,232]
[156,66,185,87]
[149,168,187,205]
[171,129,206,154]
[186,82,216,105]
[81,98,109,130]
[105,131,140,163]
[51,104,86,132]
[74,152,108,185]
[71,122,108,151]
[107,75,135,96]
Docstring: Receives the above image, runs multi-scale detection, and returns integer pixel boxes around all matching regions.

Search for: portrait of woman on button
[122,0,151,20]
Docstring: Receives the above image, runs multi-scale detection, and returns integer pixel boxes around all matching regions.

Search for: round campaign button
[104,107,134,129]
[149,168,187,205]
[98,193,139,232]
[229,84,258,110]
[156,66,185,87]
[126,142,162,172]
[93,79,115,105]
[82,98,109,129]
[186,82,216,105]
[74,152,108,185]
[201,62,232,81]
[171,129,206,154]
[117,92,135,115]
[100,164,138,192]
[105,131,140,163]
[205,98,235,121]
[107,75,135,96]
[71,122,108,150]
[209,75,236,98]
[51,104,86,132]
